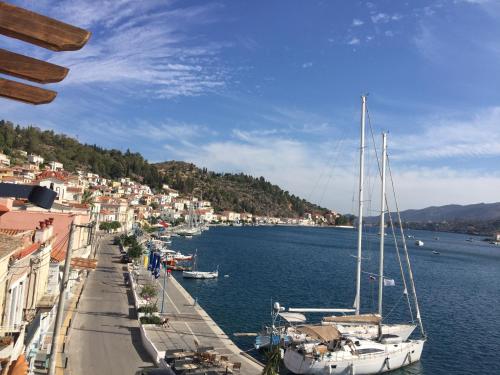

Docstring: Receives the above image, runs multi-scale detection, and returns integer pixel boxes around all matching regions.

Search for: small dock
[135,266,263,375]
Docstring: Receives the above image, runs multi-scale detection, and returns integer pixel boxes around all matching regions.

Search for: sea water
[171,226,500,375]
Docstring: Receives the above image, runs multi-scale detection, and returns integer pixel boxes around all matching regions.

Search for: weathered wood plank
[0,78,56,105]
[0,2,91,51]
[0,49,68,83]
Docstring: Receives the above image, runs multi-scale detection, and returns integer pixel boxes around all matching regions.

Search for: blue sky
[2,0,500,212]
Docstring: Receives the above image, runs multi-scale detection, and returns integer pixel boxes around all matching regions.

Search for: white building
[48,161,63,171]
[0,153,10,166]
[28,154,44,165]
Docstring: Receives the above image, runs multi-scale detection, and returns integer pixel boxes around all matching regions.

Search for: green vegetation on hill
[156,161,328,217]
[0,121,329,217]
[0,120,161,185]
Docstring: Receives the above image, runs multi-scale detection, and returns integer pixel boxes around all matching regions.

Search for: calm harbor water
[170,226,500,375]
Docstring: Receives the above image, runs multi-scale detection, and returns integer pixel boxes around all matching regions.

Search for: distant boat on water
[415,240,424,247]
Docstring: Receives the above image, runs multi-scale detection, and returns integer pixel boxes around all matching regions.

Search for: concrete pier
[135,266,263,375]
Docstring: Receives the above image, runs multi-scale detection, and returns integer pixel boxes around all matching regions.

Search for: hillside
[395,202,500,222]
[0,120,328,217]
[366,202,500,236]
[155,161,328,217]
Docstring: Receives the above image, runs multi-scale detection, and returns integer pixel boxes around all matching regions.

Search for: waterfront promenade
[135,265,264,375]
[66,235,154,374]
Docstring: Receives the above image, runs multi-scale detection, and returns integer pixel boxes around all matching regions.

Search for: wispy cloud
[348,37,360,45]
[371,12,403,24]
[11,0,229,99]
[390,106,500,161]
[352,18,364,27]
[302,62,313,68]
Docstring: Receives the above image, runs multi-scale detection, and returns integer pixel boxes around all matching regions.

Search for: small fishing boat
[182,250,219,279]
[432,250,440,255]
[415,240,424,247]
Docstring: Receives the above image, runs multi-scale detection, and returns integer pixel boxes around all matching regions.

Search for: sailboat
[182,250,219,279]
[283,96,426,374]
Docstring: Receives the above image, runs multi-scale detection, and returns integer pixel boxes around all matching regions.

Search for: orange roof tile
[15,242,40,260]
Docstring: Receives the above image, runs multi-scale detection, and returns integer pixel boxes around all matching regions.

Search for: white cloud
[12,0,228,98]
[157,122,500,212]
[391,106,500,161]
[371,12,402,24]
[302,62,313,68]
[348,37,360,45]
[352,19,364,27]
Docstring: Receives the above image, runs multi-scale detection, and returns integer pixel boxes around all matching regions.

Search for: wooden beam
[0,49,68,84]
[0,78,56,105]
[0,2,91,51]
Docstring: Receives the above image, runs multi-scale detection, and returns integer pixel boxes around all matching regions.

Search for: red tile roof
[36,170,68,181]
[15,242,40,260]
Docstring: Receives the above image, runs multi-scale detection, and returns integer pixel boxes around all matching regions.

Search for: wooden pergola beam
[0,49,68,84]
[0,2,91,51]
[0,78,56,105]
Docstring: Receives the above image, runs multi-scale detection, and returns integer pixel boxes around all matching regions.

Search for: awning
[298,325,341,342]
[278,312,306,323]
[322,314,381,325]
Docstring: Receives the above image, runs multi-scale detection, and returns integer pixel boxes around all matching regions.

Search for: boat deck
[136,266,263,375]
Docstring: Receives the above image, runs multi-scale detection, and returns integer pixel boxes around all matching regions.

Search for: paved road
[67,236,154,375]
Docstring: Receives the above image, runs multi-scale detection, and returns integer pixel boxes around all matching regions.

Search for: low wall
[139,324,164,365]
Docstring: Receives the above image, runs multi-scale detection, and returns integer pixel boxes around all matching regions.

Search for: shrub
[138,303,158,315]
[140,283,158,300]
[140,316,162,325]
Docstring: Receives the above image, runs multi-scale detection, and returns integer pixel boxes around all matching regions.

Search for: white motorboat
[282,96,426,375]
[415,240,424,247]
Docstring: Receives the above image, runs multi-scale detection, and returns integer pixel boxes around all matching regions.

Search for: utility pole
[161,267,168,314]
[48,220,75,375]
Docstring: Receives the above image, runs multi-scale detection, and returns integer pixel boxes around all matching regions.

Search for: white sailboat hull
[283,339,424,375]
[182,270,218,279]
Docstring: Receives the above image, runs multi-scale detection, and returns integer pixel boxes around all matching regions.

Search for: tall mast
[378,132,387,316]
[355,95,367,315]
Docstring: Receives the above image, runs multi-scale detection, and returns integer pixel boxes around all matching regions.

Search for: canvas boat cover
[322,314,381,325]
[298,325,341,342]
[278,312,307,323]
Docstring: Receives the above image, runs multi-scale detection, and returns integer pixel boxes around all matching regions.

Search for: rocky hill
[155,161,328,217]
[0,120,329,217]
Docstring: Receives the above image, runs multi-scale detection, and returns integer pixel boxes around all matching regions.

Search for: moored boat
[282,96,426,375]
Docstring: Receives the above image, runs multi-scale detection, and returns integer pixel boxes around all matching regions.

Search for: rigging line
[386,155,425,337]
[307,136,343,203]
[381,293,405,323]
[365,105,414,323]
[317,137,347,206]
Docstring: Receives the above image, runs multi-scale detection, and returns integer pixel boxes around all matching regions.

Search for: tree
[109,221,121,230]
[127,243,143,259]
